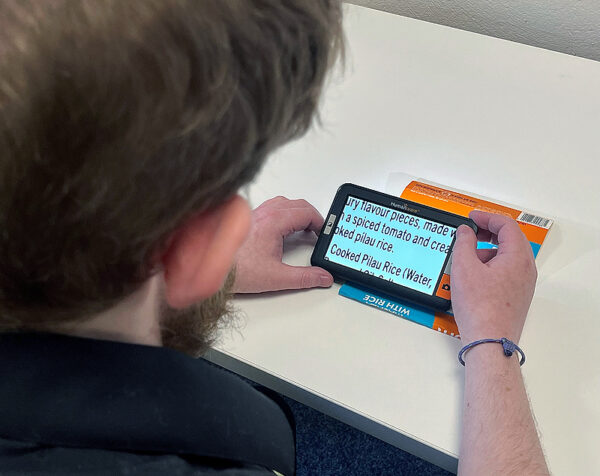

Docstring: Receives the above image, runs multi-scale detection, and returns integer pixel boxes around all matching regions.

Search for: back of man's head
[0,0,342,331]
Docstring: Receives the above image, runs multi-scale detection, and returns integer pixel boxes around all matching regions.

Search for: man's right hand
[450,211,537,345]
[452,211,550,476]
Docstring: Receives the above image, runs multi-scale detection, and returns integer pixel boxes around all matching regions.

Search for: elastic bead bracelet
[458,337,525,366]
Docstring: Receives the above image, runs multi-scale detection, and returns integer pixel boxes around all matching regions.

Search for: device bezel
[311,183,478,311]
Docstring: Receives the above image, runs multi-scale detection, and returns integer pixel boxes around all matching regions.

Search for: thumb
[452,225,480,272]
[275,264,334,291]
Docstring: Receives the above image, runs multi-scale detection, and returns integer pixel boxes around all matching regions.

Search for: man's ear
[162,195,251,309]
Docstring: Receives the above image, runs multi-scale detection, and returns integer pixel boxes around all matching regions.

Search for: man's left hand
[233,196,334,293]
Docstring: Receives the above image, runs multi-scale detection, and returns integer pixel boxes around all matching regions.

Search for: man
[0,1,548,474]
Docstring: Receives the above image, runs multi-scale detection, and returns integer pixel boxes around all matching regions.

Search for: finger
[469,211,528,255]
[273,264,333,290]
[275,206,325,237]
[256,196,289,209]
[267,198,316,211]
[451,225,481,271]
[257,197,316,212]
[256,197,325,235]
[476,248,497,263]
[287,200,326,234]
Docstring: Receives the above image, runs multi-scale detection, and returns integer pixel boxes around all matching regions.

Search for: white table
[205,4,600,474]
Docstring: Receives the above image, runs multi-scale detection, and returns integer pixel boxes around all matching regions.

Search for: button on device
[436,274,451,299]
[323,214,336,235]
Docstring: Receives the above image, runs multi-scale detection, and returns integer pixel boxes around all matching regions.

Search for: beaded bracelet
[458,337,525,366]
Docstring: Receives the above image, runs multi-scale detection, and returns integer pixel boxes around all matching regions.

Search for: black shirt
[0,333,295,475]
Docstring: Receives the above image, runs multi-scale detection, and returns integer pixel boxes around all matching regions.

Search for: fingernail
[319,274,333,287]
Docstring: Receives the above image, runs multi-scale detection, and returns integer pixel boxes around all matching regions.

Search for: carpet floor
[205,360,453,475]
[282,395,453,476]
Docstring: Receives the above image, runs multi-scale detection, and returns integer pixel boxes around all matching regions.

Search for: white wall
[346,0,600,62]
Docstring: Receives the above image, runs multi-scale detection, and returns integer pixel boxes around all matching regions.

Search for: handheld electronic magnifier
[311,183,477,311]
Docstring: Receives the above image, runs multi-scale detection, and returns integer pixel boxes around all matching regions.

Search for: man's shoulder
[0,333,294,476]
[0,436,274,475]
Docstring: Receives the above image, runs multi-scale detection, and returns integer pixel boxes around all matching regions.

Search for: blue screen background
[324,196,456,295]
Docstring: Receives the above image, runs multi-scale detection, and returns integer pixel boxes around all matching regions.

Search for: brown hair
[0,0,343,330]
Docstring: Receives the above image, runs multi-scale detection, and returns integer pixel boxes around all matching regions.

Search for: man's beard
[159,271,237,358]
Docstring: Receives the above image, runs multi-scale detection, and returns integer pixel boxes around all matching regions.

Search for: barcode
[517,212,553,229]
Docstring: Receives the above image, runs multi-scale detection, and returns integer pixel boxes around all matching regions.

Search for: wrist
[455,312,526,346]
